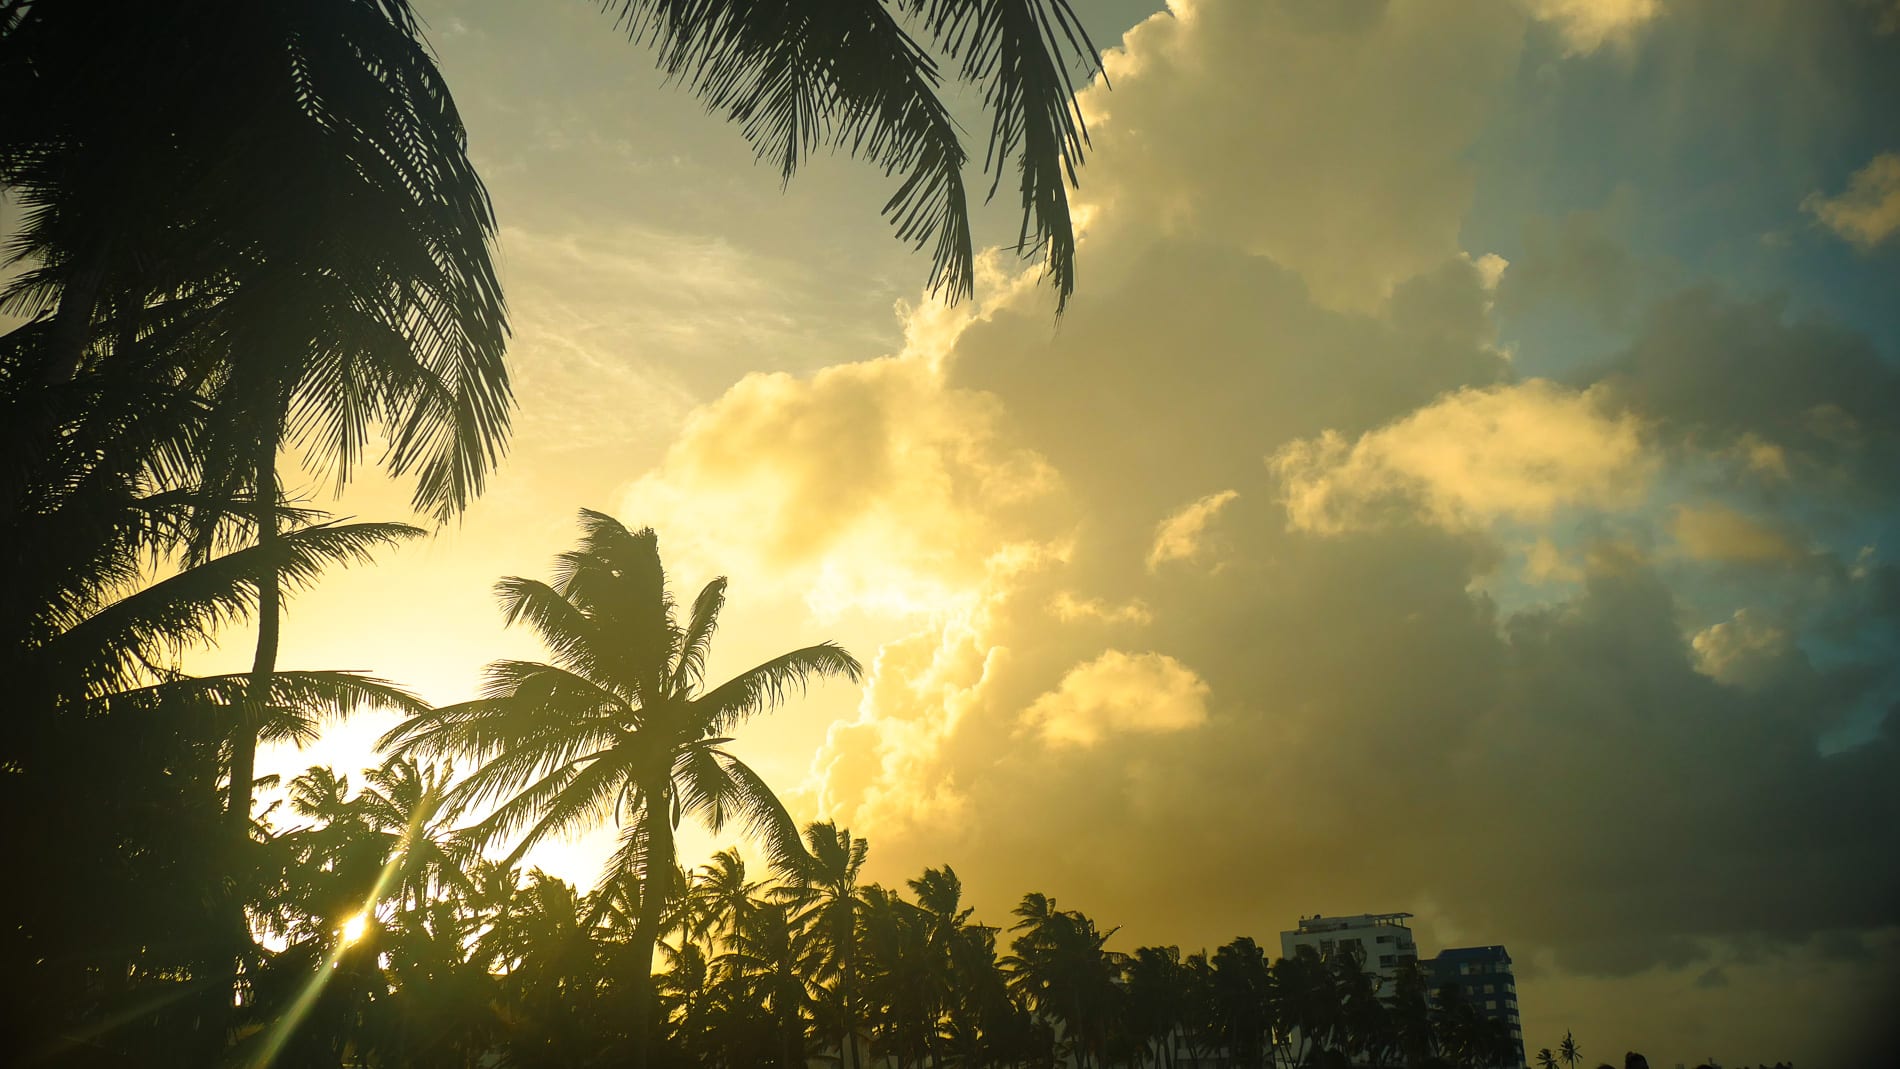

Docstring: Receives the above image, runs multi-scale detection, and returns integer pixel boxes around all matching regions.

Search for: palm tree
[674,847,764,962]
[1124,945,1186,1069]
[719,899,819,1068]
[8,5,512,1041]
[1559,1031,1582,1069]
[1210,937,1272,1069]
[783,821,872,1069]
[1537,1048,1559,1069]
[602,0,1104,312]
[382,509,862,1067]
[1004,893,1123,1069]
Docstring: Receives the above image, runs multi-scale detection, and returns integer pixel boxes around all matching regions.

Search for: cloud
[1589,289,1900,503]
[1072,0,1524,311]
[1803,152,1900,248]
[619,352,1064,621]
[1271,380,1654,534]
[1524,535,1586,584]
[1521,0,1664,53]
[1692,608,1796,686]
[1671,503,1806,564]
[1148,490,1240,570]
[1021,650,1211,747]
[606,4,1900,1064]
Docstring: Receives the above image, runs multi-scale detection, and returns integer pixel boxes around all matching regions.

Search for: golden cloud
[1020,650,1211,748]
[1804,152,1900,248]
[1072,0,1522,311]
[1271,379,1654,533]
[1147,489,1240,571]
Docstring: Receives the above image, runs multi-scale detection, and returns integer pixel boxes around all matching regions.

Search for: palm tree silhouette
[383,510,861,1067]
[600,0,1104,312]
[7,0,512,1032]
[1560,1030,1583,1069]
[1539,1046,1560,1069]
[783,821,873,1069]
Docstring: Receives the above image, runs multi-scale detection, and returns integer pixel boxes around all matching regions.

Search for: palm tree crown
[383,509,862,1065]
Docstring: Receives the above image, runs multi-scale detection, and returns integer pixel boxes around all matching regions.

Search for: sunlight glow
[338,912,371,946]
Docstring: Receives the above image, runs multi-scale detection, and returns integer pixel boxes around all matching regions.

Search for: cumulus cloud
[610,2,1900,1064]
[1271,380,1654,533]
[1590,290,1900,503]
[1021,650,1211,747]
[1804,152,1900,247]
[1072,0,1523,311]
[1692,608,1796,686]
[619,353,1064,620]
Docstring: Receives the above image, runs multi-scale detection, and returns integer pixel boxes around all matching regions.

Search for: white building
[1278,911,1420,981]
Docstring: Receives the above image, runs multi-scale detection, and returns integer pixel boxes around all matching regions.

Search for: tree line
[39,727,1531,1069]
[2,0,1100,1064]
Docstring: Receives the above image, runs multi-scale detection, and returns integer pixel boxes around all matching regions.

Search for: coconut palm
[1538,1047,1559,1069]
[1004,893,1123,1069]
[382,509,862,1067]
[719,899,819,1068]
[1560,1031,1582,1069]
[782,821,873,1069]
[6,6,511,1042]
[603,0,1103,312]
[690,847,770,954]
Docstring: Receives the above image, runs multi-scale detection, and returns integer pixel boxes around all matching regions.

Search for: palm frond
[712,749,808,872]
[606,0,975,302]
[694,641,864,736]
[907,0,1101,308]
[494,576,610,691]
[35,520,419,698]
[671,576,727,694]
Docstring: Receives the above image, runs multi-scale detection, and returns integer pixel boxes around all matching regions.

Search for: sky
[175,1,1900,1065]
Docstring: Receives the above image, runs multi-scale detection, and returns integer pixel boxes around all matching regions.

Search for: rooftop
[1291,912,1415,933]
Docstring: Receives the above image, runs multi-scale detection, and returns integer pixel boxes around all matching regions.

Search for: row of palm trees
[4,0,1100,1064]
[170,749,1529,1069]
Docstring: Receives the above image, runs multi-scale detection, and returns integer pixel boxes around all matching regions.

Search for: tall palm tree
[1004,893,1123,1069]
[783,821,872,1069]
[382,509,862,1067]
[8,2,512,1039]
[1559,1031,1583,1069]
[1210,937,1272,1069]
[1537,1047,1559,1069]
[603,0,1104,312]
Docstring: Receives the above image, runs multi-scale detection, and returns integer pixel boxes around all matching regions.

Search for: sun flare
[338,913,370,946]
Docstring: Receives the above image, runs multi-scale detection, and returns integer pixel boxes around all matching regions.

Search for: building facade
[1427,945,1526,1069]
[1278,911,1421,982]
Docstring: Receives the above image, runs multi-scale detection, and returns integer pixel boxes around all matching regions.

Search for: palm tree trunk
[842,964,859,1069]
[212,428,282,1050]
[629,788,675,1069]
[40,251,109,385]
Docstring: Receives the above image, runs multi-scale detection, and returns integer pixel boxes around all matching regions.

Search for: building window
[1379,955,1395,967]
[1485,1000,1498,1011]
